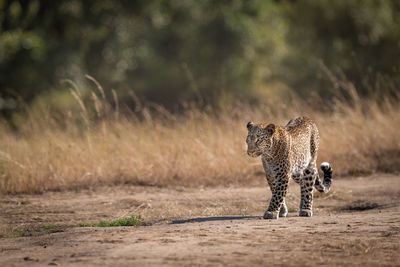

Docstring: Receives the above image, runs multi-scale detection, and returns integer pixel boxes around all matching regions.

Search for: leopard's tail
[314,162,332,193]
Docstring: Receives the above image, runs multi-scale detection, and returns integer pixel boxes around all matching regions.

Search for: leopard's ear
[247,122,254,131]
[264,123,275,135]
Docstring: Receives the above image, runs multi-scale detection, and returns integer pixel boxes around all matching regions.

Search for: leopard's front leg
[263,173,290,220]
[265,175,288,218]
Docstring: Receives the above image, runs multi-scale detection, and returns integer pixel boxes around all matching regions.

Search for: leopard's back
[285,116,319,174]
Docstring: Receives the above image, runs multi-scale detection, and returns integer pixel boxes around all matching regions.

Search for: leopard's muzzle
[247,150,262,157]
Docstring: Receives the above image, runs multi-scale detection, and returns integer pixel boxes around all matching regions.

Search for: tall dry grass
[0,80,399,194]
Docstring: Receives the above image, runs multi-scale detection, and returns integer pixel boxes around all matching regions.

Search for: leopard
[246,116,332,219]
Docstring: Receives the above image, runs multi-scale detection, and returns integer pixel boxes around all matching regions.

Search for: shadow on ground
[172,215,261,224]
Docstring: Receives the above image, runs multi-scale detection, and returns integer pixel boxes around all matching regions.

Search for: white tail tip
[321,162,330,168]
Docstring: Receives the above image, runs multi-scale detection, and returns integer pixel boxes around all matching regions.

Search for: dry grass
[0,81,399,194]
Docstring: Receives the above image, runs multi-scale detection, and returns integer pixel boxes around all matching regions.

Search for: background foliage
[1,0,400,114]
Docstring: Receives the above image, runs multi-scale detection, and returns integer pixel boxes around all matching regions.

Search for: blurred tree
[0,0,399,114]
[1,0,281,111]
[279,0,400,98]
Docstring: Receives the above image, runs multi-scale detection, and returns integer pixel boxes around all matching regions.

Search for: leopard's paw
[279,205,288,218]
[299,209,313,217]
[263,210,279,220]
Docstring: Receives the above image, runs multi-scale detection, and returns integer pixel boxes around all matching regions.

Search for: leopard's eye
[255,137,262,145]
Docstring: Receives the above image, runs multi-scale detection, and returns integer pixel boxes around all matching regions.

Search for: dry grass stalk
[0,85,399,194]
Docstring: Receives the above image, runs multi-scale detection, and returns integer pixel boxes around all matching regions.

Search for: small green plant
[41,224,59,230]
[78,215,142,227]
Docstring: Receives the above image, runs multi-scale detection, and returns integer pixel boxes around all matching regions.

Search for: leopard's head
[246,122,276,158]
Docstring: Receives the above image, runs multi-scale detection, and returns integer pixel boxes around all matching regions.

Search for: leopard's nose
[247,150,255,156]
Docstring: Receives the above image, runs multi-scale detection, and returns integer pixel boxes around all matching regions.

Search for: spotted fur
[246,117,332,219]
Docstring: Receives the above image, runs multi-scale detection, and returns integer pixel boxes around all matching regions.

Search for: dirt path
[1,174,400,266]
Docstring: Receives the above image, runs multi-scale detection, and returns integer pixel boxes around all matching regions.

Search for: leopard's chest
[261,155,289,177]
[261,150,311,178]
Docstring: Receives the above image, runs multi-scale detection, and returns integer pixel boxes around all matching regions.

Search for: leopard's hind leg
[299,162,317,217]
[298,124,320,217]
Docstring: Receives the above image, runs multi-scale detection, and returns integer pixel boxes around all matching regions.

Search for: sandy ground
[0,173,400,266]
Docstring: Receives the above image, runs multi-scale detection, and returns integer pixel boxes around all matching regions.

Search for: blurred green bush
[0,0,399,114]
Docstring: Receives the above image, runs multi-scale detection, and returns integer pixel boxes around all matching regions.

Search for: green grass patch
[41,223,59,230]
[78,215,142,227]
